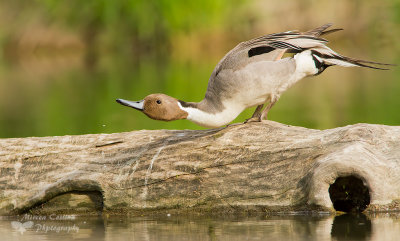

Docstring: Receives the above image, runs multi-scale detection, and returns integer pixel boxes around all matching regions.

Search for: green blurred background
[0,0,399,138]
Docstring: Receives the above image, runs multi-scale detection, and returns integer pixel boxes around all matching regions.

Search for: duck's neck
[294,50,319,77]
[178,99,243,128]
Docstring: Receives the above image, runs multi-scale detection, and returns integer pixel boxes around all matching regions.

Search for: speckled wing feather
[211,23,391,78]
[211,23,336,77]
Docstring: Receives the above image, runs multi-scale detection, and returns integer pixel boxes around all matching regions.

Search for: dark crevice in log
[15,180,104,215]
[329,176,371,213]
[95,140,124,148]
[28,191,103,215]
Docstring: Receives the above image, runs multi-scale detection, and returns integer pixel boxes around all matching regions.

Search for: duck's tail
[296,23,395,74]
[309,46,394,75]
[303,23,343,37]
[243,23,395,74]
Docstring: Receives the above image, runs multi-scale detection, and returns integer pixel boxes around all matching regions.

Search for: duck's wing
[240,23,336,52]
[211,23,337,77]
[212,23,392,78]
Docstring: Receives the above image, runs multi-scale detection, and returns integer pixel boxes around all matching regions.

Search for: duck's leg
[244,51,285,124]
[260,95,279,120]
[244,104,264,123]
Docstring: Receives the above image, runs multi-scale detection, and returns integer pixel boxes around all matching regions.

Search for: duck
[117,23,391,128]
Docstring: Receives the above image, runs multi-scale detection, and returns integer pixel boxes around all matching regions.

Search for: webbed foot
[244,116,262,124]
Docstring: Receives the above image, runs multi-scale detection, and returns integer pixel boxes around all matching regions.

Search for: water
[1,213,399,241]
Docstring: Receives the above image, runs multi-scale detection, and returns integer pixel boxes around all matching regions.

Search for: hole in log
[329,176,370,213]
[29,191,103,215]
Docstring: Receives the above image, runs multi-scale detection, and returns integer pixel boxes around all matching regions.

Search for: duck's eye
[156,100,162,104]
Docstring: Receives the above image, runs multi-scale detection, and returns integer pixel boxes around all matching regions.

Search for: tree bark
[1,121,400,215]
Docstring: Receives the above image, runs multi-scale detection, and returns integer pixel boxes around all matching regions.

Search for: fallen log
[1,121,400,215]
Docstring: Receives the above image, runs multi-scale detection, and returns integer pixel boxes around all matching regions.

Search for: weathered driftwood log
[1,121,400,215]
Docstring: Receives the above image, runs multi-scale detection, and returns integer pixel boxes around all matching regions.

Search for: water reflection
[331,213,372,240]
[1,213,400,241]
[1,215,105,240]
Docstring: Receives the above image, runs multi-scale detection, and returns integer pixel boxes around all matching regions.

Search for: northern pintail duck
[117,23,391,128]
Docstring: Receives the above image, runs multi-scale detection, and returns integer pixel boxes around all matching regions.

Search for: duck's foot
[244,117,262,124]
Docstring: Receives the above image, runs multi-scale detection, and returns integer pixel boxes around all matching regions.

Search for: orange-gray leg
[244,104,264,123]
[260,95,279,120]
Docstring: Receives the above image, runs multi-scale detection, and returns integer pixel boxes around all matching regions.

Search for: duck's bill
[116,99,144,111]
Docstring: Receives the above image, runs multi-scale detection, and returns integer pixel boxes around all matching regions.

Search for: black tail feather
[312,50,394,71]
[304,23,333,37]
[320,28,343,36]
[341,55,394,70]
[345,56,396,66]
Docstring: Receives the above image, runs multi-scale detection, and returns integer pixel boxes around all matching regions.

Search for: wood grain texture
[1,121,400,215]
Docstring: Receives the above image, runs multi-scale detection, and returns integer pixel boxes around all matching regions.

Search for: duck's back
[204,43,287,110]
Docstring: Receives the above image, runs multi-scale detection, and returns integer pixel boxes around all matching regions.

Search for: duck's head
[116,93,188,121]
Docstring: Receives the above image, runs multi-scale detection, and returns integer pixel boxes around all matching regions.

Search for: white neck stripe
[178,101,242,128]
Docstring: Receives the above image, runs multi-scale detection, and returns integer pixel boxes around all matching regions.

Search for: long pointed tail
[304,24,395,71]
[246,23,395,73]
[311,50,395,71]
